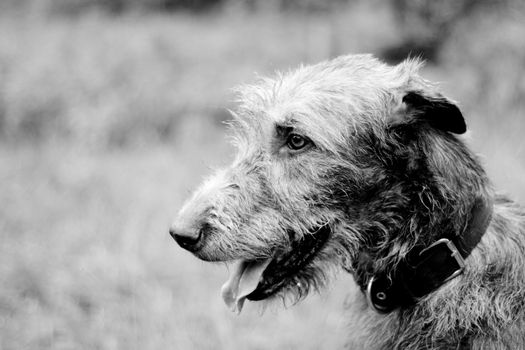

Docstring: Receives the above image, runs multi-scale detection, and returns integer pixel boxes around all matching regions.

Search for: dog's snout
[169,223,202,251]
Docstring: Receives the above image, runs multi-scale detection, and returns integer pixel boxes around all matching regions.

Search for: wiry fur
[172,54,525,349]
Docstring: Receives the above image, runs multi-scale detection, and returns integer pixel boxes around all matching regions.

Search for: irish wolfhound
[169,54,525,349]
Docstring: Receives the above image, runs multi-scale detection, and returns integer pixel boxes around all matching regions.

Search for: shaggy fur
[170,54,525,349]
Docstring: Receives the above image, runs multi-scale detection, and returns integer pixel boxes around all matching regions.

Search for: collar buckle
[419,238,465,283]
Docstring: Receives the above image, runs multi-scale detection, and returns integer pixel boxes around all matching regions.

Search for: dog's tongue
[221,259,271,314]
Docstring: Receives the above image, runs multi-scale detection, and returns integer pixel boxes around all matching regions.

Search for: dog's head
[170,54,482,312]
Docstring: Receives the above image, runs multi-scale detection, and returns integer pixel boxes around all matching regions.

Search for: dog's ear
[401,91,466,134]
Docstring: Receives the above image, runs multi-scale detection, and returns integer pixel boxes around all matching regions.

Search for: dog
[170,54,525,349]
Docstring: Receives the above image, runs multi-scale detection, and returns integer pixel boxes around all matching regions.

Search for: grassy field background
[1,1,525,349]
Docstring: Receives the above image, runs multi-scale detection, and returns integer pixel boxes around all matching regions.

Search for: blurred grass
[0,2,524,349]
[0,4,403,147]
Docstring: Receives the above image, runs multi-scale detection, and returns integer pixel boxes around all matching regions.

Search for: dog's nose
[169,223,202,251]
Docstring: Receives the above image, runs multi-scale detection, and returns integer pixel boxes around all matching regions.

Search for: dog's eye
[286,134,309,150]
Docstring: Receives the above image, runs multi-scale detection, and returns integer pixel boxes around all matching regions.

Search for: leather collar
[358,196,493,313]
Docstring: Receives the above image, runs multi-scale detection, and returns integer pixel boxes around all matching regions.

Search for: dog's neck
[352,196,493,313]
[349,129,494,312]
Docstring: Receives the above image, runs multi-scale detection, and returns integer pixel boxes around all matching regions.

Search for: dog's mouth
[220,225,331,313]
